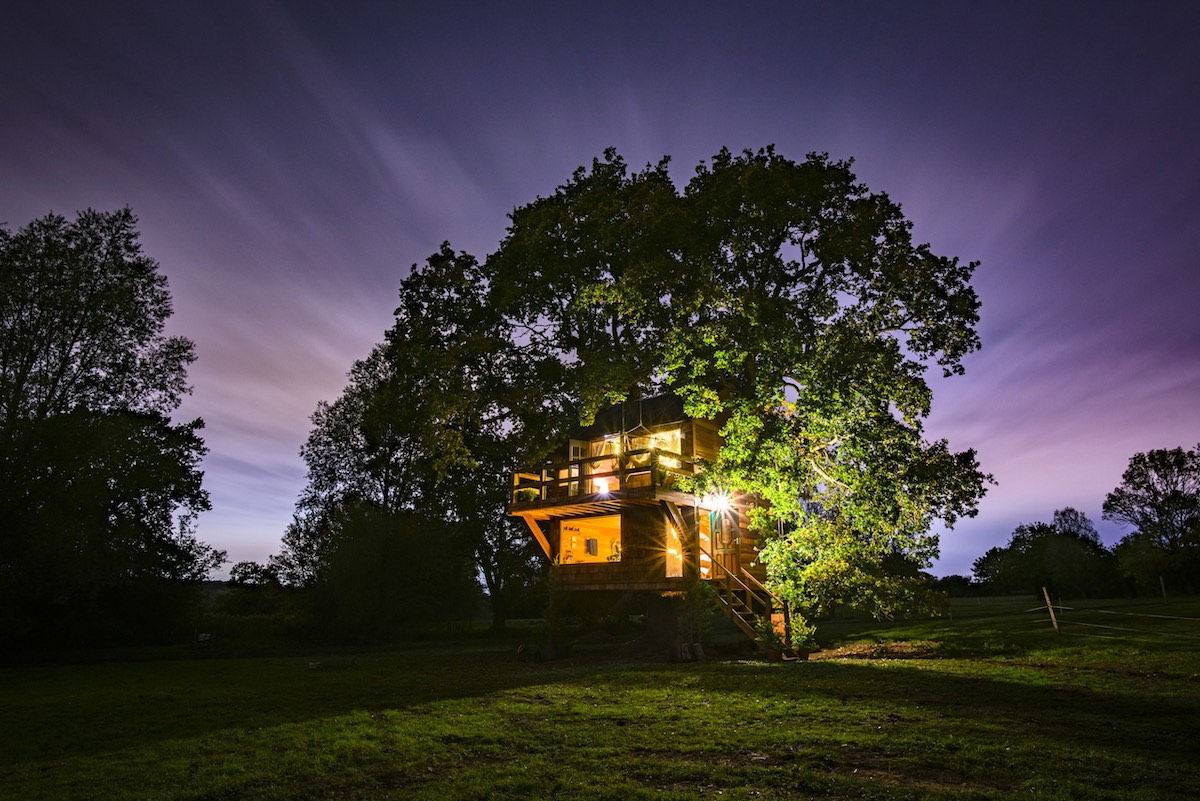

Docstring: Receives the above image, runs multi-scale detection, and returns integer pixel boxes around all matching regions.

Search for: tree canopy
[0,208,195,426]
[1104,444,1200,592]
[276,245,544,628]
[283,147,989,640]
[491,147,989,637]
[1103,444,1200,552]
[0,209,220,645]
[970,508,1116,597]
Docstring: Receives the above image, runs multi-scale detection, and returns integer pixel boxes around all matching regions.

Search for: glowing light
[702,491,731,511]
[595,477,610,493]
[665,523,683,578]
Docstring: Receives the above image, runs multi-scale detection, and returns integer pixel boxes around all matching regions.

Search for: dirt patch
[810,640,942,660]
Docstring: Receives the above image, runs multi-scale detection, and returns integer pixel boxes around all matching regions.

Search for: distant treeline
[939,444,1200,598]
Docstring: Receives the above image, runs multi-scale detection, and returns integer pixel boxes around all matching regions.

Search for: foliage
[1103,444,1200,551]
[932,573,975,597]
[970,507,1117,597]
[0,208,195,425]
[1103,444,1200,592]
[229,560,281,587]
[277,245,545,627]
[487,151,682,419]
[310,506,481,639]
[285,147,987,636]
[0,209,220,647]
[488,147,988,636]
[0,411,217,645]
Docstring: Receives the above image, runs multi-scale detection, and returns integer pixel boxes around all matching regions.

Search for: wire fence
[959,595,1200,643]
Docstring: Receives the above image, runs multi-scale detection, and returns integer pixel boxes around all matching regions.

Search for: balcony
[509,447,696,517]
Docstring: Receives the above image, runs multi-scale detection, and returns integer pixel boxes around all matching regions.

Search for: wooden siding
[692,417,721,463]
[734,503,766,581]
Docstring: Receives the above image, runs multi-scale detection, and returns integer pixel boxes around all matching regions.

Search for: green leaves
[292,146,990,633]
[491,146,988,628]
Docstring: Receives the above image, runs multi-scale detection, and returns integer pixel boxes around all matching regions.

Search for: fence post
[1042,587,1060,634]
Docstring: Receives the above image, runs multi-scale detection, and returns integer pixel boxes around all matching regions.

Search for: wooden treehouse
[508,394,793,654]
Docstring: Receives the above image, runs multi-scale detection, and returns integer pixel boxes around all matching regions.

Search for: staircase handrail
[698,541,765,608]
[697,539,792,649]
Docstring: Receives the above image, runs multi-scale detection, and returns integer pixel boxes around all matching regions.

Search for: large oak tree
[490,148,988,641]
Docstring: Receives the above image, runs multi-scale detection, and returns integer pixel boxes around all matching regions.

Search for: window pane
[560,515,621,564]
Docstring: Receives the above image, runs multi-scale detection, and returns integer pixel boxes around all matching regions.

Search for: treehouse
[508,394,791,650]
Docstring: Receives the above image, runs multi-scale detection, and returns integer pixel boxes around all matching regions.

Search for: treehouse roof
[573,393,688,440]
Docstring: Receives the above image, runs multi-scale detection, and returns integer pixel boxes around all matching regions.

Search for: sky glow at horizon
[3,1,1198,576]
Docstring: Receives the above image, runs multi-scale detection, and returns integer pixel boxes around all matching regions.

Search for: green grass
[2,597,1199,800]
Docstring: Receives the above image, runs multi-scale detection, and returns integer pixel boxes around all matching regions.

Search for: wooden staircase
[662,501,800,659]
[703,550,801,659]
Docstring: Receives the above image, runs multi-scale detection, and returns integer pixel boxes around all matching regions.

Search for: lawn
[1,596,1198,800]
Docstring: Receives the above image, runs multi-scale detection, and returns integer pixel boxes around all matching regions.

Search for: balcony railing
[511,448,695,506]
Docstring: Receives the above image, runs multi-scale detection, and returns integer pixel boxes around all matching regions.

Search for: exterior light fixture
[702,491,731,511]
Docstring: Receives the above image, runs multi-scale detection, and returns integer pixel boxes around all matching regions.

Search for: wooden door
[711,509,740,576]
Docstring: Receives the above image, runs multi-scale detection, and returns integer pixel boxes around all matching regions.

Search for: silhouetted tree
[229,561,281,587]
[1104,445,1200,593]
[277,246,545,628]
[311,506,480,640]
[0,208,195,427]
[1103,444,1200,552]
[1051,507,1100,543]
[0,209,220,646]
[933,574,974,597]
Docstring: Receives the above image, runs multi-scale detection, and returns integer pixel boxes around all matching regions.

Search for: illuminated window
[646,427,682,469]
[649,427,681,455]
[560,515,621,564]
[589,435,621,457]
[665,523,683,578]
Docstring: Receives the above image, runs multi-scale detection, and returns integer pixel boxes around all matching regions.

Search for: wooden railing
[698,539,793,652]
[510,448,694,506]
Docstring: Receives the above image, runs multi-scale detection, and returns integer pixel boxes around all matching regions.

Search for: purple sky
[4,2,1198,576]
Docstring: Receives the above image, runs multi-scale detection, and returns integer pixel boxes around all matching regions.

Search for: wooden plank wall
[691,418,721,463]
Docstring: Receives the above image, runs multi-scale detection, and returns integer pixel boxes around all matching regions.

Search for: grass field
[2,596,1198,800]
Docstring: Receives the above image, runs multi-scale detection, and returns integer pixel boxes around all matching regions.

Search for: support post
[517,514,552,560]
[1042,586,1060,634]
